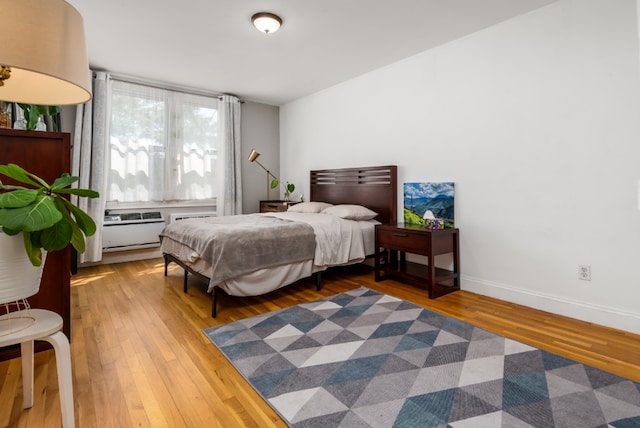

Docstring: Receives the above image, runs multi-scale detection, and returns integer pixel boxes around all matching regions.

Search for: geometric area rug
[204,287,640,427]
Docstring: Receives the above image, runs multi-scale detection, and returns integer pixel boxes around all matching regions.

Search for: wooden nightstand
[259,200,299,213]
[375,223,460,298]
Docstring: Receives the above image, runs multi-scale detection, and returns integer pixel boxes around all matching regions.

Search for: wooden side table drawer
[259,200,299,213]
[376,227,429,255]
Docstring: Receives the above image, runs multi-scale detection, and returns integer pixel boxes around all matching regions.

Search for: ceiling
[67,0,556,106]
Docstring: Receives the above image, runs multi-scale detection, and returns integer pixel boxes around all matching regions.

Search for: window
[108,80,218,205]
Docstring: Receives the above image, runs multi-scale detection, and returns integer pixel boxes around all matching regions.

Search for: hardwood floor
[0,259,638,427]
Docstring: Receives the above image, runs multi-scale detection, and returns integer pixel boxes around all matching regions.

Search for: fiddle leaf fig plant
[0,163,99,266]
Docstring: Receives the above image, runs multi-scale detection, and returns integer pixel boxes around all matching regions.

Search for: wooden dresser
[0,128,71,361]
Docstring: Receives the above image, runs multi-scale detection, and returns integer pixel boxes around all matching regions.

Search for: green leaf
[46,105,61,116]
[68,218,85,253]
[0,164,42,188]
[51,173,78,190]
[56,188,100,198]
[23,170,50,189]
[56,197,96,236]
[0,195,62,231]
[29,230,43,248]
[0,184,30,191]
[2,227,19,236]
[40,217,73,251]
[286,183,295,193]
[0,189,39,208]
[270,179,279,189]
[27,115,40,131]
[23,231,43,267]
[53,198,86,252]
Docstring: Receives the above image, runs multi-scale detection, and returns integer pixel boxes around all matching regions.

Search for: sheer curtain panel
[216,95,242,216]
[73,71,110,263]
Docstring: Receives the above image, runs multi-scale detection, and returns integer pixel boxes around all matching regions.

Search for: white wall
[280,0,640,334]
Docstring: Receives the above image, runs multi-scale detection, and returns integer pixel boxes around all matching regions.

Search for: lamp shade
[0,0,92,105]
[248,149,260,162]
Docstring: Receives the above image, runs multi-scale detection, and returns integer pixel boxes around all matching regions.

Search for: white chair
[0,233,75,427]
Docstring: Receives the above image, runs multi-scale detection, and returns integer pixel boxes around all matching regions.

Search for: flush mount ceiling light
[251,12,282,34]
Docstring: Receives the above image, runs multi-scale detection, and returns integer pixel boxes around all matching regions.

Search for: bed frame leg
[315,272,322,291]
[164,256,169,276]
[212,287,218,318]
[183,269,188,293]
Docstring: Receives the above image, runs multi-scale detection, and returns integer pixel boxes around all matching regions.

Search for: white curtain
[216,95,242,216]
[72,71,111,263]
[108,82,218,203]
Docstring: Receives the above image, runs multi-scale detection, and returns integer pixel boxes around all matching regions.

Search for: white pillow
[287,201,334,213]
[321,204,378,220]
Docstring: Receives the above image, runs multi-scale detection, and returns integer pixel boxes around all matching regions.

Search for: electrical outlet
[578,265,591,281]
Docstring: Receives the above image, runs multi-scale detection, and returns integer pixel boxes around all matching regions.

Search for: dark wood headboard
[310,165,397,225]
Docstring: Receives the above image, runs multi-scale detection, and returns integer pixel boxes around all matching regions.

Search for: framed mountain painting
[403,182,454,227]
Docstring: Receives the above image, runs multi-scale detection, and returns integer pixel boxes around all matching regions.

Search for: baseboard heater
[102,212,165,252]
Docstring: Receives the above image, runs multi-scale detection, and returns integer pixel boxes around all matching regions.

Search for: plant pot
[0,231,46,333]
[0,231,46,303]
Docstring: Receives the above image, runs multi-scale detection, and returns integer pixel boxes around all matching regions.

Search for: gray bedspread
[159,214,316,285]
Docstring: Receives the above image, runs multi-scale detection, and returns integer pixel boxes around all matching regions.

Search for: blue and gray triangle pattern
[205,287,640,427]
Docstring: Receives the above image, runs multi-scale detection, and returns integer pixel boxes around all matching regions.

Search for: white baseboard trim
[462,275,640,335]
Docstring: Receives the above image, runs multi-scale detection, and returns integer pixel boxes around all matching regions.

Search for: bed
[161,165,397,317]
